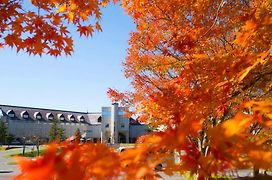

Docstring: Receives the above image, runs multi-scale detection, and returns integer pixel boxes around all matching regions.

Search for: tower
[110,103,118,144]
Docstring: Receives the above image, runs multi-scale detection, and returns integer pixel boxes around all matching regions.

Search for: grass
[11,149,46,158]
[0,146,21,152]
[0,146,5,151]
[183,172,197,180]
[7,161,17,165]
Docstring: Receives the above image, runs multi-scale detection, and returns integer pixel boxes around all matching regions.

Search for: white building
[0,103,147,144]
[101,103,130,144]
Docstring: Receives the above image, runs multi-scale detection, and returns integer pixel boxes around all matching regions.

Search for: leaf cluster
[0,0,112,56]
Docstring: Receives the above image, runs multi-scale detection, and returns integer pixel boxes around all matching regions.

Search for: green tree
[6,134,15,148]
[74,128,81,142]
[48,119,65,142]
[0,121,8,146]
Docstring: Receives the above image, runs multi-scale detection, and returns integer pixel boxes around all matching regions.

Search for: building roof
[0,104,101,124]
[129,117,143,125]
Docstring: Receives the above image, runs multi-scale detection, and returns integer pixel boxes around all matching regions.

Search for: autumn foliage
[15,140,121,180]
[1,0,272,179]
[0,0,114,56]
[112,0,272,178]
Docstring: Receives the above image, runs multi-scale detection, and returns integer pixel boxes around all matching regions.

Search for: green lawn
[7,161,18,165]
[11,149,46,158]
[0,146,22,151]
[0,146,5,151]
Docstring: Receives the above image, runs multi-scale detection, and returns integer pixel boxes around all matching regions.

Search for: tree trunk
[253,167,259,177]
[36,140,40,156]
[23,142,26,156]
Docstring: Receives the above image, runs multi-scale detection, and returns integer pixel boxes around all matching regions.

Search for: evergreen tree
[0,121,7,145]
[6,134,15,148]
[74,128,81,142]
[48,119,65,142]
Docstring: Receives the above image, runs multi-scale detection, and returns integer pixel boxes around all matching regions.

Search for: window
[59,114,65,121]
[21,111,29,119]
[9,113,15,118]
[121,123,125,128]
[46,113,54,121]
[118,111,124,115]
[105,124,109,128]
[7,110,15,118]
[69,115,75,122]
[78,115,85,122]
[102,111,111,116]
[97,116,102,122]
[34,112,42,120]
[23,114,29,119]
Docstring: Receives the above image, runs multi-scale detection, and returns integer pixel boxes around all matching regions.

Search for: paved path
[0,146,39,180]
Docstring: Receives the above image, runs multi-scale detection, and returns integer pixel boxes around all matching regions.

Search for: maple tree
[0,0,113,56]
[109,0,272,178]
[1,0,271,179]
[14,140,121,180]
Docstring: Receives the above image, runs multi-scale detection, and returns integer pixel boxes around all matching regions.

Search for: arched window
[7,110,15,118]
[97,116,102,123]
[78,115,85,122]
[68,115,75,122]
[58,114,65,121]
[21,111,29,119]
[46,113,54,121]
[34,112,42,120]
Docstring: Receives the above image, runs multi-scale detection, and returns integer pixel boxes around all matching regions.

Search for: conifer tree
[48,119,65,142]
[0,121,7,146]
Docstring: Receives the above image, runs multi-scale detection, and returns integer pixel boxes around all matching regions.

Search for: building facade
[0,103,147,144]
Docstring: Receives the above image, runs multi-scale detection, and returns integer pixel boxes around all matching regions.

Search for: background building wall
[7,120,88,139]
[60,123,87,138]
[7,120,51,138]
[1,104,148,144]
[86,124,101,139]
[101,106,111,143]
[110,103,118,144]
[117,107,129,143]
[129,125,148,143]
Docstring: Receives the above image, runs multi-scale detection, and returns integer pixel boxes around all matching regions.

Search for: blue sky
[0,4,135,112]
